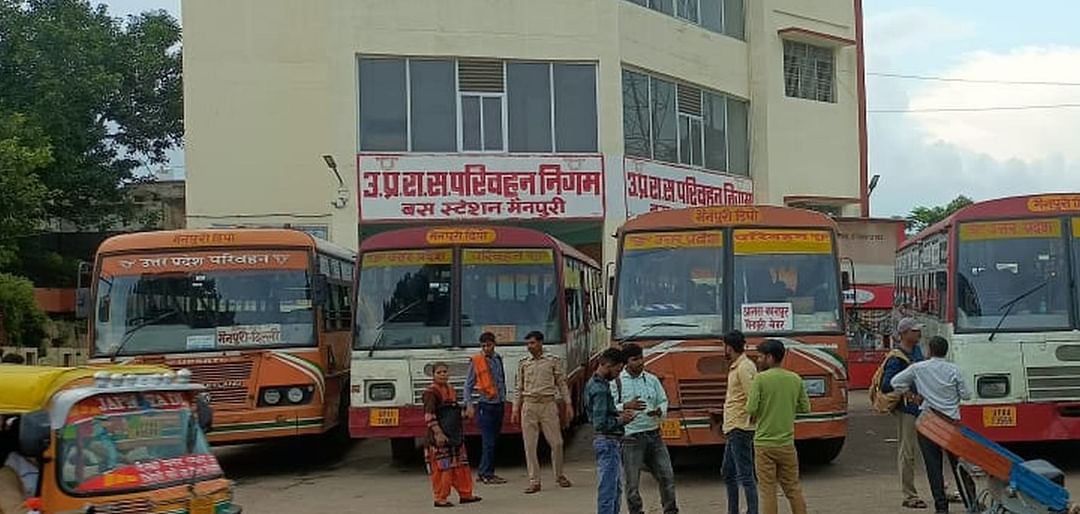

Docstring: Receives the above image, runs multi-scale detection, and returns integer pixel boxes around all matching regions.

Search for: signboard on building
[358,154,604,222]
[623,157,753,218]
[835,218,905,285]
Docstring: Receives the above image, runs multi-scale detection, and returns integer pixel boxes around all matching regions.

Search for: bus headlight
[803,378,827,397]
[287,387,305,404]
[262,388,282,405]
[977,375,1010,399]
[368,382,396,402]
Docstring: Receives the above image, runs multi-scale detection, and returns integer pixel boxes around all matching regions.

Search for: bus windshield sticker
[1073,218,1080,238]
[216,324,283,346]
[186,335,216,351]
[741,302,794,332]
[624,231,723,250]
[462,249,553,265]
[481,325,517,344]
[362,249,452,267]
[958,219,1062,241]
[733,230,832,255]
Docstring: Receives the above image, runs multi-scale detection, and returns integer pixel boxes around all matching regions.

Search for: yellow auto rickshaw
[0,365,241,514]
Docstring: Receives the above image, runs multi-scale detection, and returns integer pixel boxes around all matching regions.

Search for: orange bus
[349,226,607,458]
[612,206,848,463]
[86,229,356,444]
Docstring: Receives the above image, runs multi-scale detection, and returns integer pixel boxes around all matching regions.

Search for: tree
[0,273,48,348]
[0,113,51,266]
[906,195,975,233]
[0,0,182,230]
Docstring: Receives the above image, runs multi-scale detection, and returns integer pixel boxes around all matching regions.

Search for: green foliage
[0,0,183,231]
[0,113,52,266]
[906,195,975,233]
[0,273,47,348]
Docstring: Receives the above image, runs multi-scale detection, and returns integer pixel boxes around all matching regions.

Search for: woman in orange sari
[424,362,482,508]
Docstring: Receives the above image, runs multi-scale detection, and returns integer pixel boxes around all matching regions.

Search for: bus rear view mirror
[18,410,51,458]
[841,271,851,292]
[75,287,90,320]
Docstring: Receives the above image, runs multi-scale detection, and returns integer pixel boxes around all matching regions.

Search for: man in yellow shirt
[721,330,758,514]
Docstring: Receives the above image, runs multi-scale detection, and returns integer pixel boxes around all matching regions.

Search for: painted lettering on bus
[426,228,497,245]
[1027,195,1080,213]
[691,207,762,225]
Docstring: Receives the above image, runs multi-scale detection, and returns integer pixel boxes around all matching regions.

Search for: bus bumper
[349,404,521,439]
[208,409,326,444]
[960,402,1080,443]
[658,411,848,446]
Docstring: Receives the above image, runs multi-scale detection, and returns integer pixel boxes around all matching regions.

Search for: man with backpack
[874,317,927,510]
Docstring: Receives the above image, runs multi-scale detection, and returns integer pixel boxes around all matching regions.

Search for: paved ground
[219,392,1080,513]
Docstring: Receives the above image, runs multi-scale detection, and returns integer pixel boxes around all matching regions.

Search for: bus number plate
[660,419,682,439]
[982,406,1016,428]
[370,408,400,427]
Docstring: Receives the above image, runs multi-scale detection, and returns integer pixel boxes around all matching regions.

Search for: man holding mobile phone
[612,343,680,514]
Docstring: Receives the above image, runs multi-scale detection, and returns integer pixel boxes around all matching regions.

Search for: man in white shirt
[891,336,971,514]
[611,343,679,514]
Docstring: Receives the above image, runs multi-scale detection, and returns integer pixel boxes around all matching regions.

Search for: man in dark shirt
[587,347,638,514]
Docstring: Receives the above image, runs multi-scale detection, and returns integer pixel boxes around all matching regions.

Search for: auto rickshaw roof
[0,364,173,414]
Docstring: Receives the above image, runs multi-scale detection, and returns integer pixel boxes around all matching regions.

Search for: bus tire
[390,437,419,462]
[797,437,845,465]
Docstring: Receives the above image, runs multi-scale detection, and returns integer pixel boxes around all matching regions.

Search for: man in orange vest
[464,332,508,485]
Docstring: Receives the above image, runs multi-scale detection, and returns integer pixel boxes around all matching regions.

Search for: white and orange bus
[86,229,355,444]
[611,206,848,463]
[348,226,606,458]
[898,193,1080,443]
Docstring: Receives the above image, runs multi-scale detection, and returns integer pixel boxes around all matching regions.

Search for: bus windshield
[355,249,453,349]
[94,253,316,357]
[460,249,561,345]
[956,219,1071,331]
[732,229,842,333]
[616,231,724,339]
[59,393,221,495]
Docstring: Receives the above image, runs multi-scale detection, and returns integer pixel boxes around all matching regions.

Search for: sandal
[434,501,454,508]
[556,476,572,488]
[460,496,482,504]
[902,498,928,509]
[948,491,963,503]
[524,483,541,494]
[487,475,508,484]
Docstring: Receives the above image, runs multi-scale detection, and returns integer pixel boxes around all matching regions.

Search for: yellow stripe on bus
[362,249,452,267]
[958,219,1062,241]
[733,229,833,255]
[624,231,723,250]
[462,249,554,265]
[1074,218,1080,238]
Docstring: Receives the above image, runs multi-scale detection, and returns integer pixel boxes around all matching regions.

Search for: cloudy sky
[100,1,1080,217]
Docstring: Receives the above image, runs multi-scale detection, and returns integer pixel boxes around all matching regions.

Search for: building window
[783,40,835,103]
[626,0,744,40]
[359,57,597,153]
[622,68,749,176]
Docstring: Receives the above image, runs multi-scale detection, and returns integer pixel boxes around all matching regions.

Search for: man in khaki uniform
[511,331,572,494]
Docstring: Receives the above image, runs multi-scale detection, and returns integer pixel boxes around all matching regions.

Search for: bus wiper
[110,309,181,363]
[617,321,698,344]
[988,281,1048,341]
[367,298,424,357]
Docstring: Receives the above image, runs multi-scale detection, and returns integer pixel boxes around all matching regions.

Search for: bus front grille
[677,378,727,409]
[411,379,470,405]
[88,499,153,513]
[186,361,254,406]
[1027,366,1080,400]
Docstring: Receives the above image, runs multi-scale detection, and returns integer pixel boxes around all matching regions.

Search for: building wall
[184,0,864,257]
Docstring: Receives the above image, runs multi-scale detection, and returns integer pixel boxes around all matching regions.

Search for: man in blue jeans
[464,332,508,484]
[612,343,679,514]
[587,347,639,514]
[721,330,758,514]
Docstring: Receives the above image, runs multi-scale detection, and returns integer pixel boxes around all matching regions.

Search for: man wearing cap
[881,317,927,510]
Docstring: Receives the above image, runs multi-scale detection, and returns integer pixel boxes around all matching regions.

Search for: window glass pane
[461,249,562,345]
[679,115,692,165]
[690,118,703,167]
[507,63,552,152]
[355,250,453,349]
[359,58,407,151]
[622,70,652,158]
[703,92,727,172]
[723,0,744,39]
[726,97,749,175]
[677,0,699,23]
[650,0,675,15]
[483,97,504,151]
[629,0,648,5]
[462,96,481,151]
[651,78,678,163]
[410,60,457,152]
[700,0,722,32]
[554,63,598,152]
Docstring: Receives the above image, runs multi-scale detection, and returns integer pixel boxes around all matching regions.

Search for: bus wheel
[797,437,845,466]
[390,437,419,463]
